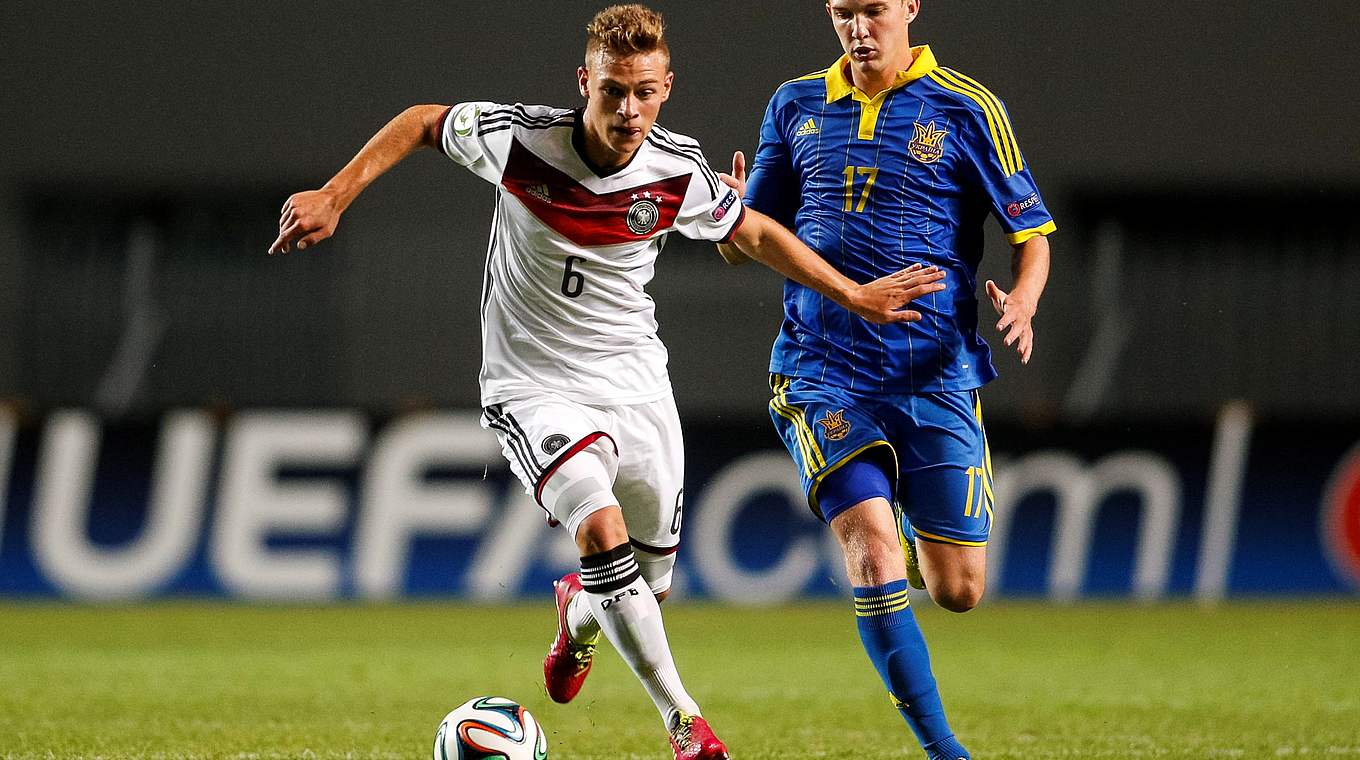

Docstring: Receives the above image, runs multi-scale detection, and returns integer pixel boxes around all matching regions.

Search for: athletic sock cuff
[580,543,641,593]
[853,579,912,626]
[924,734,970,760]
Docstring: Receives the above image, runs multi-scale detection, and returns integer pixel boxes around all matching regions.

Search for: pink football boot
[669,712,731,760]
[543,572,598,703]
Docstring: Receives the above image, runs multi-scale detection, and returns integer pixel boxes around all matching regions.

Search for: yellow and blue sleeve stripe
[927,67,1024,177]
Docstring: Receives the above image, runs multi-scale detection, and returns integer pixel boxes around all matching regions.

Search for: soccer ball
[433,696,548,760]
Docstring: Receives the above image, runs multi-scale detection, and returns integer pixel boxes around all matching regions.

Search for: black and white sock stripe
[580,544,642,594]
[483,405,543,480]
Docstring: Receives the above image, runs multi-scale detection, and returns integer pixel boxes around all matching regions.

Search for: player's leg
[572,503,703,728]
[894,389,993,613]
[823,476,972,760]
[553,537,674,675]
[575,506,726,760]
[482,400,611,703]
[540,437,710,728]
[916,541,986,612]
[555,505,676,668]
[539,445,618,705]
[767,376,969,760]
[608,396,728,759]
[610,394,684,604]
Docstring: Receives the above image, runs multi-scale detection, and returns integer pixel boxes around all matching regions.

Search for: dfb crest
[626,199,660,235]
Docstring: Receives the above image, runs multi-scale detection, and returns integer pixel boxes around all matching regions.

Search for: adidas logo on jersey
[526,184,552,204]
[795,118,820,136]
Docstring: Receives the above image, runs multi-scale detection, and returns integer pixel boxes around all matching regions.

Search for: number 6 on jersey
[561,255,586,298]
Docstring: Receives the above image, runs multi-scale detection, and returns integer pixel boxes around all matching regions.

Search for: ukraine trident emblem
[908,120,948,164]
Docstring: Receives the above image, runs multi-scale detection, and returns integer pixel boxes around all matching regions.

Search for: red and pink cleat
[668,712,731,760]
[543,572,597,704]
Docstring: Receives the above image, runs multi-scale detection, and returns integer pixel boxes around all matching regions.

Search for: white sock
[566,590,600,642]
[580,544,701,726]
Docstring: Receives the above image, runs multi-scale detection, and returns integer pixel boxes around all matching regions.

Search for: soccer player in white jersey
[269,5,945,758]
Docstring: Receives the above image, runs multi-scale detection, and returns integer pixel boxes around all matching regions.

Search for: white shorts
[481,394,685,555]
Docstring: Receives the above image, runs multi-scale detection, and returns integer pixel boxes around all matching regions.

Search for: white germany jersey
[440,102,745,407]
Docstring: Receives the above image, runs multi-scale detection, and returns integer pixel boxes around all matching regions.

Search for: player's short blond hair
[585,4,670,68]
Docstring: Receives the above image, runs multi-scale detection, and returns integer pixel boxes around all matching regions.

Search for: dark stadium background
[3,4,1359,759]
[1,1,1358,602]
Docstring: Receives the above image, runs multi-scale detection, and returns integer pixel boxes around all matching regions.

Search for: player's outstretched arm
[269,104,449,254]
[985,233,1051,364]
[730,208,945,325]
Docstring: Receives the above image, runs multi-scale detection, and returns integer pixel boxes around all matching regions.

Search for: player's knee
[634,547,675,601]
[930,577,985,613]
[574,508,628,556]
[542,442,623,554]
[831,501,906,586]
[845,529,908,586]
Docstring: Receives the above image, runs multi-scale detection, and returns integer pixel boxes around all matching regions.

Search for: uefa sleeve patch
[712,189,739,222]
[1006,193,1040,218]
[452,103,480,138]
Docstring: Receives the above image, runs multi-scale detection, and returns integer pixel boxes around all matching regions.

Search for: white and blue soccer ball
[433,696,548,760]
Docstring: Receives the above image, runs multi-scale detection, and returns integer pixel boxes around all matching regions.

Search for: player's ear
[577,66,590,99]
[905,0,921,23]
[660,71,674,103]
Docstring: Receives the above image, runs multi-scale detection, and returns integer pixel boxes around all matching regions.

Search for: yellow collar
[825,44,937,103]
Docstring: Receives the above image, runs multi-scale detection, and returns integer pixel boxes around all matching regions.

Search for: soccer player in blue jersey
[718,1,1054,758]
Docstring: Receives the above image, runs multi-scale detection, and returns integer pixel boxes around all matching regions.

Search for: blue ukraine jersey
[746,46,1056,394]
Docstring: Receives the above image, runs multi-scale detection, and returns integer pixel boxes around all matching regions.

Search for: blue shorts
[768,374,994,546]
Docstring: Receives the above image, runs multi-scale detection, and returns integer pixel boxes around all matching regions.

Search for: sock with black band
[580,543,700,725]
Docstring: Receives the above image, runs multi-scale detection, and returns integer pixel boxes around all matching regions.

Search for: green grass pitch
[1,600,1357,759]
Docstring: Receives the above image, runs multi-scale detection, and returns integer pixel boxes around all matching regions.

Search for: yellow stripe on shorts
[769,375,826,472]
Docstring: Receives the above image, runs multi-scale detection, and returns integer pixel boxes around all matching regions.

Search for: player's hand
[718,150,747,199]
[269,189,343,255]
[849,263,946,325]
[986,279,1037,364]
